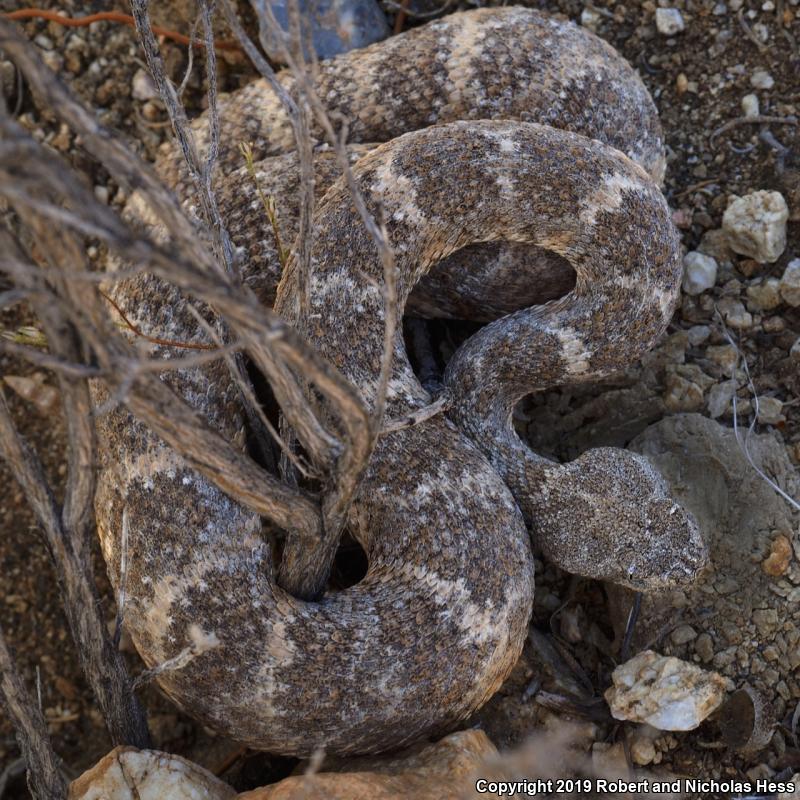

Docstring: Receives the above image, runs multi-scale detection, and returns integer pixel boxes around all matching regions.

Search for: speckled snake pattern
[94,8,707,756]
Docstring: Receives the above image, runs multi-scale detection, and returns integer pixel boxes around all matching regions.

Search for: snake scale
[95,7,707,756]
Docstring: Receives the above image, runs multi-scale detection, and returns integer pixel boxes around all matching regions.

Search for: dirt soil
[0,0,798,797]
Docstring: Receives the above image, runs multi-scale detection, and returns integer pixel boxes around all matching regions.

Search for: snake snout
[630,493,708,593]
[536,448,708,593]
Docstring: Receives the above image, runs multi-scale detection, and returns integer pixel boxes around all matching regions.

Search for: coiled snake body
[95,8,707,756]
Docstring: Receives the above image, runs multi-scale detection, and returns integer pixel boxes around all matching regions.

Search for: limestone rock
[722,191,788,263]
[741,93,759,118]
[628,728,658,766]
[716,296,753,329]
[780,258,800,306]
[69,747,236,800]
[750,68,774,89]
[240,730,495,800]
[131,68,157,101]
[3,373,60,414]
[655,8,685,35]
[756,396,784,426]
[682,251,718,295]
[605,650,727,730]
[746,278,782,311]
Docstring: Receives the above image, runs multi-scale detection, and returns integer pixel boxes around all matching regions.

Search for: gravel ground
[0,0,798,796]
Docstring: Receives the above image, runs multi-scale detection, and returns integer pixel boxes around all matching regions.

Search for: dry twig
[0,625,67,800]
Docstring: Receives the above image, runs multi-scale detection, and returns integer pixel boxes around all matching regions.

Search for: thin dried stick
[0,221,151,749]
[0,624,67,800]
[228,0,398,598]
[101,290,219,351]
[0,385,151,748]
[721,322,800,513]
[709,115,798,146]
[3,7,241,51]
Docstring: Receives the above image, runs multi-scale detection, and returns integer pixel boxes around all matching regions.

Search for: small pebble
[655,7,685,35]
[706,344,738,372]
[33,34,54,51]
[3,374,60,414]
[756,396,784,425]
[629,733,657,766]
[687,324,711,346]
[750,68,775,89]
[762,534,793,576]
[580,6,603,30]
[741,93,760,118]
[664,372,704,412]
[707,382,735,418]
[671,625,698,646]
[716,297,753,329]
[779,259,800,306]
[762,316,784,332]
[722,191,789,263]
[132,68,158,102]
[790,338,800,362]
[682,251,718,295]
[695,633,715,663]
[746,278,782,311]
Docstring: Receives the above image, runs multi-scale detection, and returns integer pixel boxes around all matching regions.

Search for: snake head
[535,448,708,593]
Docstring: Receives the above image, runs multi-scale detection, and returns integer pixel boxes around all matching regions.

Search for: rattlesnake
[95,7,707,756]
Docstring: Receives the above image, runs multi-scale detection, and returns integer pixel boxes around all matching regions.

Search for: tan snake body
[94,8,706,756]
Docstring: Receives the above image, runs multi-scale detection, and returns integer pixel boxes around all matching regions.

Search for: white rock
[3,373,59,414]
[69,747,236,800]
[717,297,753,329]
[757,396,784,425]
[33,34,53,50]
[131,68,157,101]
[629,734,657,766]
[671,624,698,646]
[707,381,735,419]
[790,338,800,363]
[741,93,760,118]
[682,251,718,295]
[605,650,727,730]
[750,68,775,89]
[655,8,685,35]
[722,191,789,263]
[687,324,711,346]
[780,259,800,306]
[580,6,602,30]
[746,278,782,311]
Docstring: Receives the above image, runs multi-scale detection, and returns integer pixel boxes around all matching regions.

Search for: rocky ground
[0,0,799,797]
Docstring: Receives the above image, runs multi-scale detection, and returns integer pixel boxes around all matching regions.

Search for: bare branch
[228,0,398,597]
[0,387,151,748]
[0,624,67,800]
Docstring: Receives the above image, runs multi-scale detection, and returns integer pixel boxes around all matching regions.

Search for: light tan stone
[605,650,727,730]
[239,730,495,800]
[69,747,236,800]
